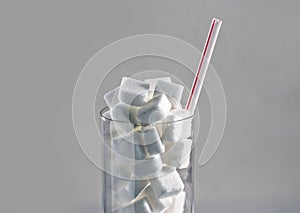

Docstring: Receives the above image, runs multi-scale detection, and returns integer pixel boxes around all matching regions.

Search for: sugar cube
[110,103,135,134]
[132,156,163,179]
[112,134,147,160]
[143,185,172,212]
[145,77,171,99]
[149,169,184,198]
[178,156,191,169]
[154,80,184,108]
[136,126,164,156]
[113,180,149,205]
[118,77,150,106]
[114,197,152,213]
[165,191,186,213]
[133,94,172,125]
[162,139,193,168]
[161,109,192,142]
[104,87,119,108]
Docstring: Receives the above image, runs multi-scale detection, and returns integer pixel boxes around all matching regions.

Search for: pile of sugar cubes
[102,77,193,213]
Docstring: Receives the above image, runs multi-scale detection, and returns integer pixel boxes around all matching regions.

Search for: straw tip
[213,18,223,24]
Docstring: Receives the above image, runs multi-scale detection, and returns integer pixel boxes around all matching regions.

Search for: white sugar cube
[154,80,184,108]
[113,180,149,206]
[163,141,174,151]
[165,191,186,213]
[135,126,161,145]
[149,169,184,198]
[132,180,150,196]
[145,77,171,99]
[114,197,152,213]
[117,126,164,156]
[161,109,192,142]
[143,185,172,212]
[118,77,150,106]
[113,187,136,208]
[112,134,147,160]
[110,103,135,134]
[133,94,172,125]
[132,156,163,179]
[145,77,171,86]
[110,103,132,122]
[136,126,164,156]
[144,140,164,157]
[178,156,191,169]
[104,87,119,108]
[108,159,133,205]
[162,139,193,168]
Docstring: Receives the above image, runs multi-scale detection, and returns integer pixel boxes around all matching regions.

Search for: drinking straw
[186,18,222,113]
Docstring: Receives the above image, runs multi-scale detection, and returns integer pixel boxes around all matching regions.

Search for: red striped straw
[186,18,222,113]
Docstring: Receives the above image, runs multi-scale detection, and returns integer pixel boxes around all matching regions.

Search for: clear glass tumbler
[99,106,196,213]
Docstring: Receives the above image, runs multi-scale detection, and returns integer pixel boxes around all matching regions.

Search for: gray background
[1,0,300,212]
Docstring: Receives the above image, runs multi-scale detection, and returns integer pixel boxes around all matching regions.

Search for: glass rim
[99,106,194,124]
